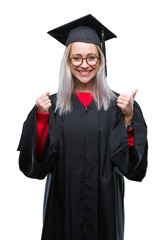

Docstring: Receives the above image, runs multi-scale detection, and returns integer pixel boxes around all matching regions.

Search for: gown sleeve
[110,101,148,182]
[17,99,57,180]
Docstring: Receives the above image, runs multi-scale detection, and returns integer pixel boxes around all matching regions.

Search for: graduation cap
[47,14,117,76]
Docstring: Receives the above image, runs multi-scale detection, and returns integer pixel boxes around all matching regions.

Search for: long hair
[55,43,116,115]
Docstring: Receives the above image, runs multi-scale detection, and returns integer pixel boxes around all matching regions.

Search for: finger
[118,93,129,98]
[37,92,50,100]
[37,100,51,110]
[117,96,130,105]
[117,103,126,113]
[117,96,130,103]
[37,102,52,113]
[117,102,128,111]
[40,95,50,102]
[44,99,51,105]
[117,98,125,105]
[45,102,52,109]
[46,91,50,97]
[117,102,123,109]
[131,89,138,100]
[37,95,50,105]
[118,94,131,103]
[39,92,48,98]
[43,103,52,112]
[42,92,50,101]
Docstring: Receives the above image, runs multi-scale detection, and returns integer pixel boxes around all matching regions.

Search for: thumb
[131,89,138,100]
[46,91,50,97]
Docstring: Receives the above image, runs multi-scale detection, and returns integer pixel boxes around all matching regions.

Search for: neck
[74,78,94,93]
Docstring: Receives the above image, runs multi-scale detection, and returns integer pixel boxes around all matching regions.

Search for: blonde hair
[55,43,116,115]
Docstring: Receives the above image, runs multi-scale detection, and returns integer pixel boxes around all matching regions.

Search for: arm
[17,94,57,179]
[111,99,148,182]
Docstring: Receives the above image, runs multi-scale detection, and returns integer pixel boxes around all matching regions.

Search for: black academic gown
[18,93,148,240]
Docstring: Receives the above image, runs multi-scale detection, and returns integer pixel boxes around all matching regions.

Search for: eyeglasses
[69,55,100,67]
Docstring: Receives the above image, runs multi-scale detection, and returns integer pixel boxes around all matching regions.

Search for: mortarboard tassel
[101,29,107,77]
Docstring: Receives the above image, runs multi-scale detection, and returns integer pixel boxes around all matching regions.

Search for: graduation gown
[18,93,148,240]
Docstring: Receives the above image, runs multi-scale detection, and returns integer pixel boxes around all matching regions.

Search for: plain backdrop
[0,0,164,239]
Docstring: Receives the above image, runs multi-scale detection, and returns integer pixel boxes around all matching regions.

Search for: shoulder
[49,93,57,102]
[112,90,120,100]
[109,90,118,109]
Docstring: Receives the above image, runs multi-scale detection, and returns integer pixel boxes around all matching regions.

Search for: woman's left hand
[117,89,138,126]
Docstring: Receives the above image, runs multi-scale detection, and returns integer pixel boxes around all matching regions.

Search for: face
[69,42,100,87]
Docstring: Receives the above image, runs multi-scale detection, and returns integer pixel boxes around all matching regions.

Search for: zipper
[83,107,87,238]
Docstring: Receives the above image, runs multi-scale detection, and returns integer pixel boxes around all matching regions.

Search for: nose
[80,58,89,68]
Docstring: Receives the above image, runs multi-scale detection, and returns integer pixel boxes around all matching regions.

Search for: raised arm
[17,93,57,179]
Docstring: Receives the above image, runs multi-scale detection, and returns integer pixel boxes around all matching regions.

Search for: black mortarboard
[47,14,117,76]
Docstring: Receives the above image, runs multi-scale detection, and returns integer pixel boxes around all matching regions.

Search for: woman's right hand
[36,92,52,113]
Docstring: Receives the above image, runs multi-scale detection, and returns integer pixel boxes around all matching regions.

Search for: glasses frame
[69,55,100,67]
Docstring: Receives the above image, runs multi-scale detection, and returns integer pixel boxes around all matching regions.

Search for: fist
[36,92,52,113]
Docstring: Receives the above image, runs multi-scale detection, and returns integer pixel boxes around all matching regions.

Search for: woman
[18,15,148,240]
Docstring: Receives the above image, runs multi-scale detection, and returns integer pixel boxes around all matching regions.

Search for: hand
[117,89,138,126]
[36,92,52,113]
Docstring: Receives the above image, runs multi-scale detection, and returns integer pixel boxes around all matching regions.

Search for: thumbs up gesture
[36,92,52,113]
[117,89,138,126]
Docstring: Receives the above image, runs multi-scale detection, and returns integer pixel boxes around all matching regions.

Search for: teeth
[79,71,90,73]
[77,70,91,76]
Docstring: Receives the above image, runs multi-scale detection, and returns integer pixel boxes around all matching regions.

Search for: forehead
[70,42,98,55]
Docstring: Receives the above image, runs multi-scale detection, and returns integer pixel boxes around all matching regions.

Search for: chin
[78,77,92,84]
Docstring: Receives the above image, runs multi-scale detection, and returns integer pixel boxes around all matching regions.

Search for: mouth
[77,70,92,76]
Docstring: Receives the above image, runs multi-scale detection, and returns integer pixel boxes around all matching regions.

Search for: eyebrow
[71,53,98,57]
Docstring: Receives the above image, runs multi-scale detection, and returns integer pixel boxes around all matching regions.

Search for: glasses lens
[87,56,98,66]
[71,57,82,66]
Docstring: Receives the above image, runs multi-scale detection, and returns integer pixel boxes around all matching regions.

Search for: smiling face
[69,42,100,91]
